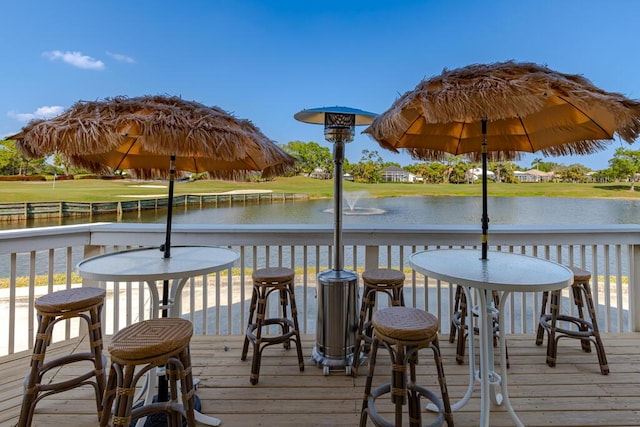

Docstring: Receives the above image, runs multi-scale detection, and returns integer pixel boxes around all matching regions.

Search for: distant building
[310,167,331,179]
[467,167,495,181]
[514,169,554,183]
[382,166,420,183]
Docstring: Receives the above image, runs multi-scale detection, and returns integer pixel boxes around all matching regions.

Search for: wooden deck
[1,333,639,427]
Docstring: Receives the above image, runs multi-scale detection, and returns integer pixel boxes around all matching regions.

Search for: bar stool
[100,317,197,427]
[448,285,508,367]
[241,267,304,384]
[360,306,454,427]
[18,287,106,427]
[352,268,405,376]
[535,265,609,375]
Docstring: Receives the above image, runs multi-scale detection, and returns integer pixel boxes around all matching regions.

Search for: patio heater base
[132,394,201,427]
[312,269,359,376]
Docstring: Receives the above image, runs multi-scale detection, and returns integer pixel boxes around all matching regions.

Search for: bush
[98,174,127,180]
[54,174,74,181]
[0,175,46,181]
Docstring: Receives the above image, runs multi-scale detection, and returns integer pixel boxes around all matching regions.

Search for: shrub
[0,175,46,181]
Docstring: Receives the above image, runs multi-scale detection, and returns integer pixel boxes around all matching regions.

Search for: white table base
[412,249,573,427]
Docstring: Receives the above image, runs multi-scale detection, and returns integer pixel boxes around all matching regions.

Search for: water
[2,195,638,320]
[132,196,640,226]
[3,196,640,230]
[5,195,638,279]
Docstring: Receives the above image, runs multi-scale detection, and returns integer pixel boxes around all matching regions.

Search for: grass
[0,272,84,289]
[1,176,639,203]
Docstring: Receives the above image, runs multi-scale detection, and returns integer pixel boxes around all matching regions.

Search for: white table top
[409,249,573,292]
[77,245,239,282]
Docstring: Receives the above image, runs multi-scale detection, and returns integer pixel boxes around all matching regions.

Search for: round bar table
[77,245,239,427]
[409,249,573,427]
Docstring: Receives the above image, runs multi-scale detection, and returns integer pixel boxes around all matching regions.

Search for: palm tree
[532,158,542,170]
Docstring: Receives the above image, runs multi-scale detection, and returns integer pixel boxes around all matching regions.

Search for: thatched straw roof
[364,61,640,162]
[8,95,296,180]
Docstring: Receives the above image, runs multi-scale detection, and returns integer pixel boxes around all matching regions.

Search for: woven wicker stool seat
[448,285,508,367]
[360,307,453,427]
[18,287,106,427]
[241,267,304,384]
[535,265,609,375]
[100,318,196,427]
[352,268,405,376]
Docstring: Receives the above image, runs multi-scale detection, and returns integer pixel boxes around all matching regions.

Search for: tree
[350,149,384,183]
[538,160,560,173]
[448,162,469,183]
[490,161,518,183]
[562,164,591,183]
[0,140,22,175]
[52,153,71,175]
[423,162,448,183]
[0,139,46,175]
[281,140,332,176]
[608,148,640,190]
[439,155,467,183]
[532,157,542,170]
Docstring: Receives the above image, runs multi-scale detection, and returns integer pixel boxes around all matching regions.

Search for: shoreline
[0,191,308,223]
[2,177,640,204]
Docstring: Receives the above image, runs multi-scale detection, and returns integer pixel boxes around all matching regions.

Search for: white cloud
[106,51,135,63]
[7,106,64,122]
[43,50,105,70]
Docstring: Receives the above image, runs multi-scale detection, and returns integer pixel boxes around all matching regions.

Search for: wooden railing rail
[1,223,639,357]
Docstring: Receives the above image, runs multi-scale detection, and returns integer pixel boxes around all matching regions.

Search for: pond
[6,195,640,230]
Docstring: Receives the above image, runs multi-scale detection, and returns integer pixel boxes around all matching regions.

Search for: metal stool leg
[546,290,561,367]
[580,283,609,374]
[241,284,259,361]
[535,290,550,346]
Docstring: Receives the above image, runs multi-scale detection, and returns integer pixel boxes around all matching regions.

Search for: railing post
[82,244,102,288]
[632,244,640,332]
[365,245,379,272]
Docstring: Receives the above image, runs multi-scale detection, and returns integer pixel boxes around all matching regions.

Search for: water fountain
[342,191,386,216]
[324,191,386,216]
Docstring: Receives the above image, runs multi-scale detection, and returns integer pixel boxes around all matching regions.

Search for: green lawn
[0,176,639,203]
[0,177,640,203]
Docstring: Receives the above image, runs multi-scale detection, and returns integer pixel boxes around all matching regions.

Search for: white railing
[1,223,639,357]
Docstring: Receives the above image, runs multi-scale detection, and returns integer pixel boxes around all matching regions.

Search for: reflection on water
[2,196,640,230]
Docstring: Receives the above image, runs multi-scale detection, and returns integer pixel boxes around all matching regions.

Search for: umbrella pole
[163,154,176,260]
[481,119,489,260]
[158,154,176,404]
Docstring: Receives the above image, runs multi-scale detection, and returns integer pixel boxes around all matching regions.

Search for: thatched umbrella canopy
[8,94,297,261]
[364,61,640,258]
[365,61,640,161]
[9,94,296,180]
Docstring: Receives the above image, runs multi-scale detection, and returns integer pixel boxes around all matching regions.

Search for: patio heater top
[294,106,376,271]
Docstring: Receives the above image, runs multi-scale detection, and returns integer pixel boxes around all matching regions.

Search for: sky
[2,0,640,171]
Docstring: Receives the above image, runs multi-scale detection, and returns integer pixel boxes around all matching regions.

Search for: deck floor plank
[1,333,639,426]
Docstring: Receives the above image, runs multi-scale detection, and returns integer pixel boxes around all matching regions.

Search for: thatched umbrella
[8,95,296,419]
[364,61,640,258]
[9,95,297,258]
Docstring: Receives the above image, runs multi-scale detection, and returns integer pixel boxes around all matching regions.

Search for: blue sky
[2,0,640,171]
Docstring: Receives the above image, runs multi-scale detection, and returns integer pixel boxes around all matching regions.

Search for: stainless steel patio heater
[294,106,377,375]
